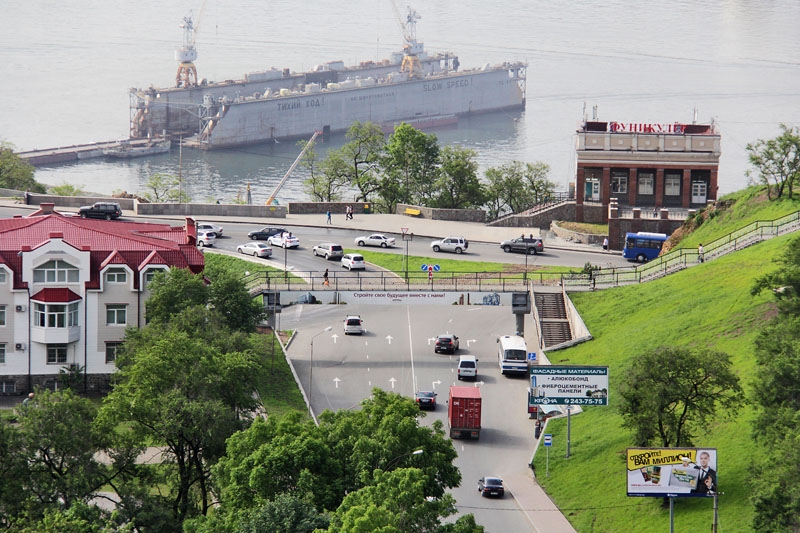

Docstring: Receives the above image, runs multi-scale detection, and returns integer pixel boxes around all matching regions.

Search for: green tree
[617,346,742,447]
[483,161,555,220]
[204,265,265,333]
[0,143,46,192]
[301,139,347,202]
[339,121,386,204]
[141,173,189,203]
[751,234,800,316]
[213,389,461,522]
[382,123,440,208]
[746,123,800,200]
[433,146,486,209]
[144,267,208,324]
[99,328,263,526]
[327,468,462,533]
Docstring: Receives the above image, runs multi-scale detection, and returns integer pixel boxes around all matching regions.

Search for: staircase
[534,292,572,348]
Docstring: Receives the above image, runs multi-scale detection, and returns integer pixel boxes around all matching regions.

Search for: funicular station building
[574,120,721,249]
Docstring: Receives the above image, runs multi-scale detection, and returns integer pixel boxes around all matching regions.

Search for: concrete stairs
[534,292,573,348]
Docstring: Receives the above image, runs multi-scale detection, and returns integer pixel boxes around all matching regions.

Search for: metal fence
[562,210,800,291]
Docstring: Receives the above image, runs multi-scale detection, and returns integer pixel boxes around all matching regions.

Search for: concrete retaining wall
[396,203,486,223]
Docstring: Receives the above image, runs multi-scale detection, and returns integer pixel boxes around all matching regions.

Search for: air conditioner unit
[15,304,26,312]
[15,343,26,351]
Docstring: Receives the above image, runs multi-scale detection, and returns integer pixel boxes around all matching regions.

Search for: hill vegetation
[532,186,800,532]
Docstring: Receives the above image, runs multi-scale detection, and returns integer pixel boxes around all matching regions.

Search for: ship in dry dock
[129,7,526,150]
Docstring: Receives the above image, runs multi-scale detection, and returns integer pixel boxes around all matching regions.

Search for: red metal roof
[31,287,82,303]
[0,214,204,289]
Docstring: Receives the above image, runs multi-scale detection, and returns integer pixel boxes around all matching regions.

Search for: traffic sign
[433,264,440,272]
[527,352,537,362]
[421,264,429,271]
[543,434,552,447]
[401,227,409,234]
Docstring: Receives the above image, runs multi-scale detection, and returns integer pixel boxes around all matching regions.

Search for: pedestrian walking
[326,210,331,224]
[602,237,609,251]
[698,243,704,263]
[323,268,329,286]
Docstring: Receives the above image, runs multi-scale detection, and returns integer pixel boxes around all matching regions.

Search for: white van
[497,335,528,375]
[457,355,478,381]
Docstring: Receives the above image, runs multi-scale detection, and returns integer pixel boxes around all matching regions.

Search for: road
[282,303,547,532]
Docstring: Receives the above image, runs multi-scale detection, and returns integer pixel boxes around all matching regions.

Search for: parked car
[78,201,122,220]
[197,222,223,236]
[343,315,364,335]
[313,242,344,260]
[415,390,437,410]
[268,233,300,248]
[499,236,544,255]
[431,236,468,254]
[248,227,287,240]
[237,241,273,258]
[341,253,366,271]
[196,230,216,247]
[355,233,396,248]
[434,334,460,354]
[478,477,505,498]
[295,292,318,304]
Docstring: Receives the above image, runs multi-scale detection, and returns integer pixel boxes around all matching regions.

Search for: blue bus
[622,232,668,262]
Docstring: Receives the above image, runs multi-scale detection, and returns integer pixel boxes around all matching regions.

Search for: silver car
[237,241,273,258]
[313,242,344,260]
[431,236,468,254]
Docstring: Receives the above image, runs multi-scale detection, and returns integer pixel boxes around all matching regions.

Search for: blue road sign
[543,434,553,447]
[420,264,428,271]
[433,264,441,271]
[528,352,537,362]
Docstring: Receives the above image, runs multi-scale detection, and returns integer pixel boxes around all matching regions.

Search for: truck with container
[448,386,482,439]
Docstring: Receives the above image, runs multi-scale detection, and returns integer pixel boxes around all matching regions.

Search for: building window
[0,270,6,283]
[33,302,79,328]
[665,174,682,196]
[0,344,5,364]
[638,173,654,195]
[106,268,127,284]
[106,342,122,364]
[0,305,5,326]
[1,381,15,393]
[47,344,67,364]
[611,172,628,194]
[33,260,80,284]
[106,305,127,326]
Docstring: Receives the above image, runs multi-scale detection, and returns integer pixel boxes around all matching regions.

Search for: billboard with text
[626,448,718,498]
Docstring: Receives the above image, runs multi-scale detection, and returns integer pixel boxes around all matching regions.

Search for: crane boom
[265,131,321,206]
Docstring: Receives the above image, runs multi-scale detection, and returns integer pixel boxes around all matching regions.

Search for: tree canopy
[0,143,46,193]
[746,123,800,200]
[617,346,742,447]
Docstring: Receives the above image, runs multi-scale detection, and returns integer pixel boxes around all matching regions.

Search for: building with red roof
[0,204,204,395]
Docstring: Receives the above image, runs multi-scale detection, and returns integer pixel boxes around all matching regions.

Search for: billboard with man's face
[626,448,718,498]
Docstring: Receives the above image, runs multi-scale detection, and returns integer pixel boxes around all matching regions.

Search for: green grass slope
[533,189,800,532]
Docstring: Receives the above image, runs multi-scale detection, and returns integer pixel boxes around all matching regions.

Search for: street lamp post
[383,449,424,470]
[308,326,333,401]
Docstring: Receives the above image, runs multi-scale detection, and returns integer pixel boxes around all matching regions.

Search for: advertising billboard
[529,366,609,406]
[626,448,718,498]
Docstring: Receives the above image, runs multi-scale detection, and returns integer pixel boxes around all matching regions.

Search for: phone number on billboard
[530,398,607,405]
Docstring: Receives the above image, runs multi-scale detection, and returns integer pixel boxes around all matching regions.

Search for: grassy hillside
[534,188,800,532]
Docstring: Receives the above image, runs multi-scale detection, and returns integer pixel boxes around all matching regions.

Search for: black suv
[248,227,287,240]
[499,237,544,255]
[78,202,123,220]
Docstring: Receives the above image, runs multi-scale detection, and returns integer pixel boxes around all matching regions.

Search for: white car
[343,315,364,335]
[237,241,273,258]
[355,233,396,248]
[431,236,469,254]
[268,233,300,248]
[196,230,216,247]
[341,253,366,271]
[197,222,223,236]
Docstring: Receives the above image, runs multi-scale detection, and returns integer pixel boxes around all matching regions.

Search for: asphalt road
[283,303,542,532]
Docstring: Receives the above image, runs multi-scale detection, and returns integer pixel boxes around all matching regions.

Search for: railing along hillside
[562,210,800,291]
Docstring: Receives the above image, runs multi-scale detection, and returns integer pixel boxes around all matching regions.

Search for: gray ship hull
[192,66,525,149]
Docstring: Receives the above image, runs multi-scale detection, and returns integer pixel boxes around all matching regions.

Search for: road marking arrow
[389,377,397,389]
[432,380,441,390]
[467,339,477,347]
[333,378,341,388]
[386,335,393,344]
[332,334,339,343]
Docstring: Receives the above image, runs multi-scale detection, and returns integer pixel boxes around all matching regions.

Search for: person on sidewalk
[326,210,331,224]
[698,243,704,263]
[602,237,609,251]
[323,268,329,286]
